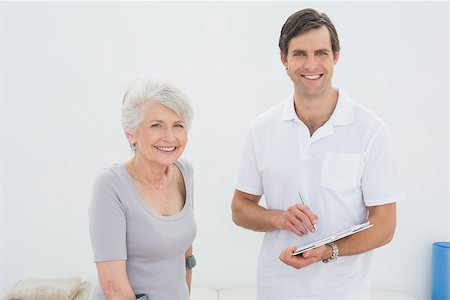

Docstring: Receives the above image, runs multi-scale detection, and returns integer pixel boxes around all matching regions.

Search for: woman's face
[130,101,188,167]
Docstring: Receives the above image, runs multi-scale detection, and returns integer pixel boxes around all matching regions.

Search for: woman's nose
[163,128,176,141]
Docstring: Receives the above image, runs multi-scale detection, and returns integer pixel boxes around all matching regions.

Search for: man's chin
[295,86,325,99]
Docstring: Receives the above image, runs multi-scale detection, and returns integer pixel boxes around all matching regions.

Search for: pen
[298,191,317,231]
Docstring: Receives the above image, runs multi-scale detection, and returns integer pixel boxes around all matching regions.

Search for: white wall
[0,2,448,299]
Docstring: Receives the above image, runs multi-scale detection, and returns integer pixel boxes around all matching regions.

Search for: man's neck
[294,88,339,136]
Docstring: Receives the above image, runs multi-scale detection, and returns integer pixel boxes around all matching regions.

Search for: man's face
[281,26,339,99]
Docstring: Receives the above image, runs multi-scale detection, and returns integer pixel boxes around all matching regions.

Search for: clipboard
[292,221,373,256]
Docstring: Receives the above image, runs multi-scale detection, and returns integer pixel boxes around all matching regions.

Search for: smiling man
[231,8,404,300]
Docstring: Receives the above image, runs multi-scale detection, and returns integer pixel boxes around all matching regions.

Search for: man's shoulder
[250,99,288,129]
[352,101,387,130]
[342,91,387,130]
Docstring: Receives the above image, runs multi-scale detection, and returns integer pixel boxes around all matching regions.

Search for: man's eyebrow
[291,48,331,53]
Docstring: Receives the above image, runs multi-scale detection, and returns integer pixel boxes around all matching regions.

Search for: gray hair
[121,76,193,135]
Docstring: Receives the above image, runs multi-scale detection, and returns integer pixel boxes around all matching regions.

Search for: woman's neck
[126,156,172,190]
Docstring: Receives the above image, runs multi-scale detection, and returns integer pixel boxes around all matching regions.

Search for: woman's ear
[125,131,135,144]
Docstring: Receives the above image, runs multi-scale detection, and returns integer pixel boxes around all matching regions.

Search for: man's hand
[275,204,318,236]
[231,190,319,234]
[279,245,330,269]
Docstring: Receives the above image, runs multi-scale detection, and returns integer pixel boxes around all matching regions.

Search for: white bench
[190,287,417,300]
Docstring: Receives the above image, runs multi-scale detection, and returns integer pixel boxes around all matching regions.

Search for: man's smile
[301,74,323,80]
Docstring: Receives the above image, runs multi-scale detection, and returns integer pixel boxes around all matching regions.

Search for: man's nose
[304,56,318,71]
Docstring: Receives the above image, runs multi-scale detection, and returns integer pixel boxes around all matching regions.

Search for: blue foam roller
[432,242,450,300]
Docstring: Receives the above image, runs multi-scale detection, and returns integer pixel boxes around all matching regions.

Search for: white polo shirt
[234,89,404,300]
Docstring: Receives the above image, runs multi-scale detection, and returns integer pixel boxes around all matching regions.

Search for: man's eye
[151,124,161,128]
[293,53,304,57]
[317,51,328,56]
[175,124,184,128]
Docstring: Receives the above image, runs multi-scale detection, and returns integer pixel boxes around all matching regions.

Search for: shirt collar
[281,92,298,121]
[280,88,354,127]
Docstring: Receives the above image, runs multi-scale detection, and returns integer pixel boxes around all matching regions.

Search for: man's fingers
[287,214,308,235]
[279,246,297,262]
[292,204,318,232]
[280,205,319,235]
[287,223,304,237]
[279,246,312,269]
[279,246,291,261]
[286,245,298,253]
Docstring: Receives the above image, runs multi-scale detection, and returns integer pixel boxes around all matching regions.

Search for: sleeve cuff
[364,192,405,207]
[233,182,263,196]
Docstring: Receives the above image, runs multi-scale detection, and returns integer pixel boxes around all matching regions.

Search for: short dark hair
[279,8,340,58]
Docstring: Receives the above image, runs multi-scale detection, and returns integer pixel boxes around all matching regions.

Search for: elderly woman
[89,77,196,300]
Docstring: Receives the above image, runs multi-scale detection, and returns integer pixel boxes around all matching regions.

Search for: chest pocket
[321,152,362,191]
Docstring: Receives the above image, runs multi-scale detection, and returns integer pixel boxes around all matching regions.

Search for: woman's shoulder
[176,157,192,170]
[175,158,193,178]
[93,163,125,188]
[90,163,128,211]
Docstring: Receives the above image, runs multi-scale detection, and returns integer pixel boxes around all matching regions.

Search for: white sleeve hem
[233,182,263,196]
[365,193,405,206]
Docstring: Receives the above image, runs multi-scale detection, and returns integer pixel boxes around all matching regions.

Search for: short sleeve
[233,127,264,196]
[361,125,404,206]
[88,169,127,262]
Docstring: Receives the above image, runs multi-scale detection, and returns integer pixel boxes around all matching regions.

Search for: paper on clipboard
[292,221,373,256]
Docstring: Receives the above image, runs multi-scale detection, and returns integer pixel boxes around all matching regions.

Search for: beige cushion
[190,287,218,300]
[3,277,88,300]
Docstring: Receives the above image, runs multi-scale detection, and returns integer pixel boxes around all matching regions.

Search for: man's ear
[280,51,288,69]
[333,51,340,64]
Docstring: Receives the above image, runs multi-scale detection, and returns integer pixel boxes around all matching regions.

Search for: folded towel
[73,281,91,300]
[3,276,90,300]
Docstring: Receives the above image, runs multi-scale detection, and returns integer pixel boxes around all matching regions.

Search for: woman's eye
[175,124,185,128]
[151,124,161,128]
